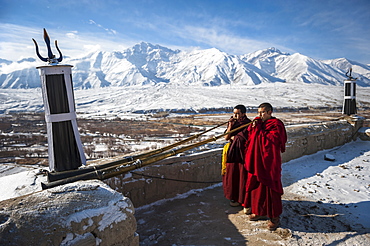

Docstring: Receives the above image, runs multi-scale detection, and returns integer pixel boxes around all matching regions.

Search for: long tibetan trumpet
[47,121,229,182]
[41,120,253,190]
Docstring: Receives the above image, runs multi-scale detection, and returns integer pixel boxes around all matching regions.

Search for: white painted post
[37,65,86,172]
[342,70,357,116]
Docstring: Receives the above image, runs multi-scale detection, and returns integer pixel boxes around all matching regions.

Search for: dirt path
[135,184,370,245]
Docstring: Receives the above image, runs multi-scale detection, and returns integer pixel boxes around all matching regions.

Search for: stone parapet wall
[105,120,357,208]
[104,150,223,208]
[282,120,353,162]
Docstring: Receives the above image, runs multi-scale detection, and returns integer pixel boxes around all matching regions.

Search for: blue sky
[1,0,369,64]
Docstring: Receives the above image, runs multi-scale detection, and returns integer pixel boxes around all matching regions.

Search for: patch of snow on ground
[0,168,47,200]
[283,140,370,229]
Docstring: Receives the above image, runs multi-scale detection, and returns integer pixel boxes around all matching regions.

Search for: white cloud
[89,19,97,25]
[0,24,133,61]
[66,31,79,39]
[83,44,101,53]
[0,24,41,61]
[173,25,293,55]
[88,19,117,35]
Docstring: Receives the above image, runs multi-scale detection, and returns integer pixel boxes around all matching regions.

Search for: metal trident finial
[345,68,357,81]
[32,28,63,65]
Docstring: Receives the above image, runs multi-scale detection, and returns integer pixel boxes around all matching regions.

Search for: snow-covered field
[1,83,370,117]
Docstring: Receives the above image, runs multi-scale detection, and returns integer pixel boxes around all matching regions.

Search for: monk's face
[233,108,245,120]
[258,107,272,121]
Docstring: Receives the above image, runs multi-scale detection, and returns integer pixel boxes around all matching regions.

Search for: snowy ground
[1,83,370,117]
[283,140,370,230]
[0,139,369,245]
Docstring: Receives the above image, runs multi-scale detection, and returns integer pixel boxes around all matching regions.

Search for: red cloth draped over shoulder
[244,117,287,194]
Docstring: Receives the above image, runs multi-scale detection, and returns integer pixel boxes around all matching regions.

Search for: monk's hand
[252,118,262,128]
[228,116,236,125]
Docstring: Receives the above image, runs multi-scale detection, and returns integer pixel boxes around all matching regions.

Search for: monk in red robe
[243,103,287,231]
[222,105,251,212]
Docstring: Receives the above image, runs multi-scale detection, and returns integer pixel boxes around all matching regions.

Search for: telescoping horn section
[41,120,255,190]
[46,120,230,182]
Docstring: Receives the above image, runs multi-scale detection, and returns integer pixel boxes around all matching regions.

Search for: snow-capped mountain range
[1,42,370,89]
[1,42,370,115]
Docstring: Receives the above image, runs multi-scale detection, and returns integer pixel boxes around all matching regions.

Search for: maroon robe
[243,117,287,218]
[222,116,251,204]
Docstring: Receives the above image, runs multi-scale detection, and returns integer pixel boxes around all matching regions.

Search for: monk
[243,103,287,231]
[222,105,251,213]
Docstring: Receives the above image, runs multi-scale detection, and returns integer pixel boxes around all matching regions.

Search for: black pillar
[37,65,86,172]
[342,78,357,116]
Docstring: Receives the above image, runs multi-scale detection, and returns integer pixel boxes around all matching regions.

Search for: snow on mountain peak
[124,42,178,61]
[0,42,369,90]
[242,47,288,62]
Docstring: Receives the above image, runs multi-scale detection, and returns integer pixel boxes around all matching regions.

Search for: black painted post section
[342,78,357,115]
[37,65,86,172]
